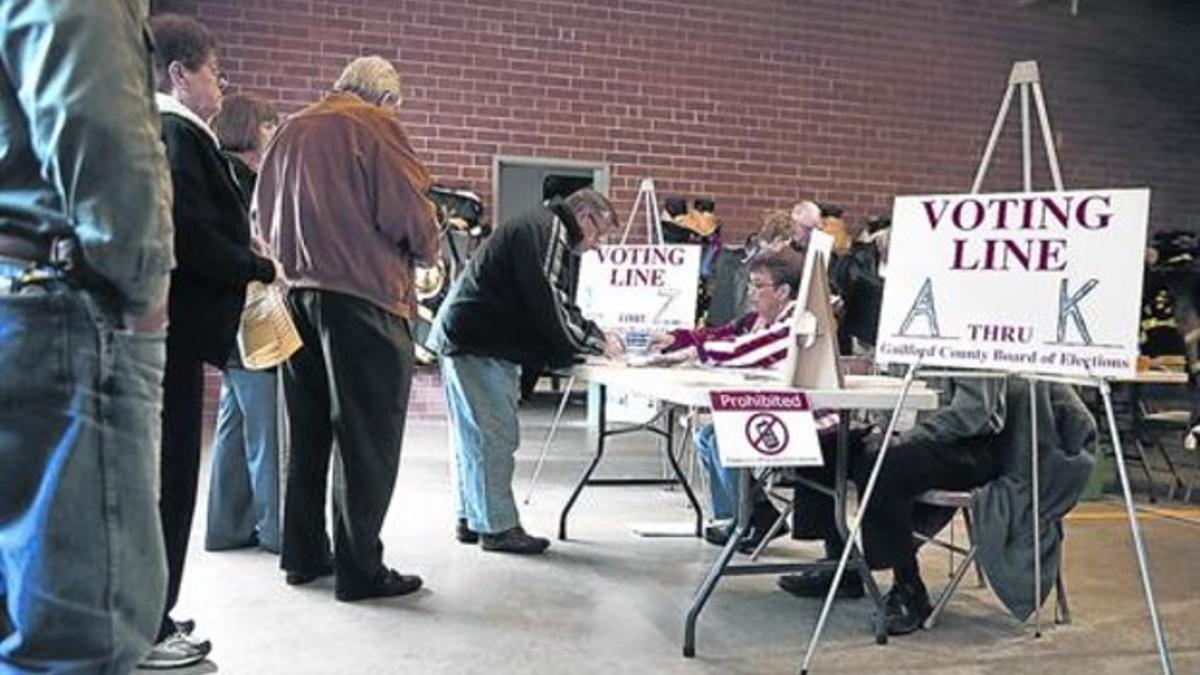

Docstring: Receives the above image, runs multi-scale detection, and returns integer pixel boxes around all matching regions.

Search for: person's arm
[162,118,274,285]
[370,118,440,266]
[903,377,1008,446]
[511,219,607,357]
[0,0,174,315]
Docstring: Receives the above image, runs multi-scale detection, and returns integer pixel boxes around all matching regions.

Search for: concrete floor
[154,396,1199,675]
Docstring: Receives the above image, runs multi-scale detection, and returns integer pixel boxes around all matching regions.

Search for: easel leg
[798,362,921,675]
[524,375,577,505]
[1100,379,1175,674]
[1029,378,1042,637]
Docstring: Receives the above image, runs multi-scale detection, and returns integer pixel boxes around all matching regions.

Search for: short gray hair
[333,56,402,104]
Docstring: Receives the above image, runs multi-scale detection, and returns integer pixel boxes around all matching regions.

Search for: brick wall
[157,0,1200,235]
[163,0,1200,424]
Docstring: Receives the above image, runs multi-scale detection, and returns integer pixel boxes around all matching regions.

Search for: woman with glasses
[147,14,278,670]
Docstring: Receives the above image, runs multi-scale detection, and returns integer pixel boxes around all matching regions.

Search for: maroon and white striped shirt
[665,302,839,433]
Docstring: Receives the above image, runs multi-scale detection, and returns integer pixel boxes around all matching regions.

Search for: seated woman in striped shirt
[650,249,839,553]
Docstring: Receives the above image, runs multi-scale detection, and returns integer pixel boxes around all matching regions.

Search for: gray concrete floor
[158,396,1199,675]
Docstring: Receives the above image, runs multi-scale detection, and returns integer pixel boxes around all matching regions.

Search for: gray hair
[333,56,402,104]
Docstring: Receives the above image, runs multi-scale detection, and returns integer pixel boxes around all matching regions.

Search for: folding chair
[913,488,1071,629]
[1138,402,1196,502]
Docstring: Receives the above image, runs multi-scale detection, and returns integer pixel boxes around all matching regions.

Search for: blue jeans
[441,354,522,534]
[695,422,740,521]
[0,265,167,673]
[206,367,280,553]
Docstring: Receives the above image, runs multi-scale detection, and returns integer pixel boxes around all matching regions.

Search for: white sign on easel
[875,188,1149,378]
[709,390,822,468]
[576,245,701,332]
[577,178,701,423]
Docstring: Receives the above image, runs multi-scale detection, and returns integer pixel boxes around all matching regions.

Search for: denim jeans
[0,263,167,674]
[694,422,739,521]
[441,354,522,534]
[206,367,280,553]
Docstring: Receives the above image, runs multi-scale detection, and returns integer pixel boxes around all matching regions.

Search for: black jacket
[427,198,606,367]
[160,113,274,367]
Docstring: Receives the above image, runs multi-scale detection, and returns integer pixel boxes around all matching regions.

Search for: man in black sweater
[428,189,620,554]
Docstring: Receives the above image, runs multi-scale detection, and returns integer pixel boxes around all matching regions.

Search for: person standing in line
[148,14,279,669]
[0,0,173,671]
[205,93,283,554]
[427,189,623,555]
[256,56,440,601]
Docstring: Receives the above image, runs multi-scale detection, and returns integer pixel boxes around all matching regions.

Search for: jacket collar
[155,93,219,147]
[545,196,583,248]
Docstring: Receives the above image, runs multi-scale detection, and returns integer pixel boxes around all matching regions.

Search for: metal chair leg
[962,507,986,588]
[1154,437,1189,501]
[924,546,979,630]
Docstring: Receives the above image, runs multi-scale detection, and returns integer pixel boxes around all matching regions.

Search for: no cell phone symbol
[745,413,789,456]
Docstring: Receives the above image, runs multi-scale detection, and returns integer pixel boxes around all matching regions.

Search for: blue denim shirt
[0,0,174,314]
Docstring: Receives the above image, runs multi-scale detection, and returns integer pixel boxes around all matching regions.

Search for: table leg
[662,406,704,536]
[683,468,751,657]
[559,383,608,540]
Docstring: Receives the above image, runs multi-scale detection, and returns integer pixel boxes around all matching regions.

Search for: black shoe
[480,526,550,554]
[778,566,865,599]
[456,518,479,544]
[881,580,933,635]
[738,505,789,554]
[335,569,423,602]
[285,560,334,586]
[703,523,733,547]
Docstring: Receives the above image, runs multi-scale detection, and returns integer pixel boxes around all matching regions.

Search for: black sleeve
[509,221,606,359]
[162,117,272,285]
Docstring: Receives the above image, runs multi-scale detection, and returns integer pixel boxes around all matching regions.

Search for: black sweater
[427,198,606,367]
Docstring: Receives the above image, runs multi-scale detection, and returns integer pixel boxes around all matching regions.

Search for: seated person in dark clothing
[780,377,1007,636]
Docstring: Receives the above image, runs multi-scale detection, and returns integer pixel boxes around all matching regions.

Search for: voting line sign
[876,188,1149,378]
[576,245,701,332]
[577,245,701,423]
[709,391,824,468]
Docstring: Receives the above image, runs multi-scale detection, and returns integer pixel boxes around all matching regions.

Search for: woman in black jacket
[146,14,277,670]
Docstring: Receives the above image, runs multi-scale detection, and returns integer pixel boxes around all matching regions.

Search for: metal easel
[798,61,1174,674]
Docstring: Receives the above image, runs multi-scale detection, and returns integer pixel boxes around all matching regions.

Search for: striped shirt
[665,302,839,433]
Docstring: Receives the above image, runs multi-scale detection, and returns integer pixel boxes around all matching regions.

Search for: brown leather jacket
[256,92,438,318]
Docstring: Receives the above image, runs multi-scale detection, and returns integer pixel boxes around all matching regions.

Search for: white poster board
[709,390,823,468]
[876,188,1149,378]
[576,245,701,334]
[577,244,701,423]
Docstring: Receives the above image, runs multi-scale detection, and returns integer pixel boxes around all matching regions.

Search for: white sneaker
[139,632,212,670]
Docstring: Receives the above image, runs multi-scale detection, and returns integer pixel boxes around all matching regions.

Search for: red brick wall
[157,0,1200,236]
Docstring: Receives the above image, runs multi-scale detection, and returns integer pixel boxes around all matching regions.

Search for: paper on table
[238,281,302,370]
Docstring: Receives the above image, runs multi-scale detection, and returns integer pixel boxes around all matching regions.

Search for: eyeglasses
[748,279,781,291]
[204,61,229,91]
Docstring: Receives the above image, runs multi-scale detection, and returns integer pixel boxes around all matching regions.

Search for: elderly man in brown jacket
[256,56,439,602]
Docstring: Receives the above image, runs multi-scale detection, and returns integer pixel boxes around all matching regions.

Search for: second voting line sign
[876,188,1150,378]
[576,245,701,331]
